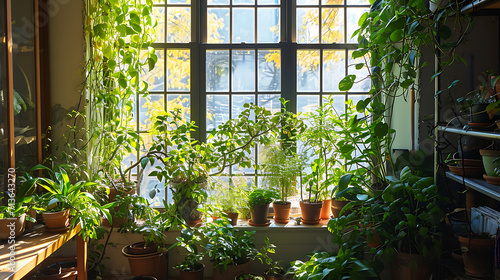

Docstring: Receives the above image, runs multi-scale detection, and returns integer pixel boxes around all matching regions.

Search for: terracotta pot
[212,261,251,280]
[127,242,158,255]
[459,235,495,278]
[447,163,485,178]
[483,174,500,185]
[235,272,264,280]
[250,203,270,225]
[299,200,323,225]
[0,213,26,239]
[365,227,381,248]
[330,200,350,218]
[451,248,463,266]
[273,202,291,224]
[41,260,77,275]
[226,212,239,226]
[122,245,168,280]
[320,199,332,219]
[390,252,432,280]
[186,218,203,227]
[179,263,204,280]
[42,209,70,230]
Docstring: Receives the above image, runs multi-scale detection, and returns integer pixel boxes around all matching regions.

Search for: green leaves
[339,75,356,91]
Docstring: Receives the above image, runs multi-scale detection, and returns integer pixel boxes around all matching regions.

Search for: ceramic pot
[127,242,158,255]
[390,252,432,280]
[479,149,500,176]
[320,199,332,219]
[179,263,204,280]
[212,261,251,280]
[330,200,350,218]
[226,212,239,226]
[470,104,491,124]
[459,235,495,278]
[42,209,70,230]
[300,200,323,225]
[0,213,26,239]
[273,202,291,224]
[250,203,270,225]
[122,245,167,280]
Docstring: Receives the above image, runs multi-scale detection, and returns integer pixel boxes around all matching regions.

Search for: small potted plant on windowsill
[260,145,304,224]
[248,189,279,226]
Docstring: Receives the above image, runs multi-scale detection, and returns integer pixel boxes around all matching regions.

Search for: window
[133,0,371,205]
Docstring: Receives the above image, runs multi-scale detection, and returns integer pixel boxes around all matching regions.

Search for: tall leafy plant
[83,0,158,183]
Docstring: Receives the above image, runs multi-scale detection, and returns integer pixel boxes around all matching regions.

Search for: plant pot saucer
[468,122,494,130]
[248,219,271,227]
[273,217,289,224]
[301,219,321,225]
[483,174,500,186]
[45,224,71,233]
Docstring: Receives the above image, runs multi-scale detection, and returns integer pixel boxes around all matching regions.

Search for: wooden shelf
[446,171,500,201]
[0,224,87,280]
[462,0,500,13]
[438,126,500,140]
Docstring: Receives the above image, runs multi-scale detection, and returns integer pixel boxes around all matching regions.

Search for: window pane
[167,7,191,43]
[322,94,345,115]
[232,95,255,118]
[168,0,191,3]
[321,0,344,5]
[322,8,344,43]
[153,7,165,43]
[258,0,280,5]
[297,50,320,92]
[207,95,230,131]
[258,50,281,92]
[258,94,281,113]
[208,0,230,4]
[323,50,345,92]
[296,8,319,43]
[141,49,165,92]
[234,0,255,4]
[167,94,191,121]
[208,8,230,43]
[167,49,190,91]
[297,0,318,5]
[139,95,165,131]
[232,50,255,92]
[258,8,280,43]
[348,50,371,92]
[297,95,319,114]
[347,0,369,4]
[347,7,369,43]
[233,8,255,43]
[206,50,230,92]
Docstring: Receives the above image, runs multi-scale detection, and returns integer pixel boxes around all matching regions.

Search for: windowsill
[228,218,330,230]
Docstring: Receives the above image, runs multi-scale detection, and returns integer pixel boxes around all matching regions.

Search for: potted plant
[0,194,37,239]
[20,165,111,239]
[458,233,495,278]
[212,176,249,226]
[365,167,444,280]
[121,204,170,280]
[329,173,352,218]
[199,218,258,280]
[170,227,205,280]
[247,189,279,226]
[261,145,304,224]
[256,237,285,280]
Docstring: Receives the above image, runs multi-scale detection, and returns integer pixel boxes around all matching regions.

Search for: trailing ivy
[82,0,158,182]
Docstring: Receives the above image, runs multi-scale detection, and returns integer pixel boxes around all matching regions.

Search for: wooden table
[0,224,87,280]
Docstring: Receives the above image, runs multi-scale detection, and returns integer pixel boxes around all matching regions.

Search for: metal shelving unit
[437,126,500,140]
[446,171,500,201]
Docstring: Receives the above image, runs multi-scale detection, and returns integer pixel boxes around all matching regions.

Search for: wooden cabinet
[0,0,50,191]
